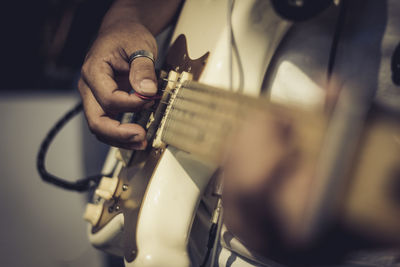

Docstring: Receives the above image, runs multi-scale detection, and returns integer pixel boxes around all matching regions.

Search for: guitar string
[160,88,238,158]
[161,83,261,138]
[163,85,247,128]
[158,82,267,160]
[159,82,326,164]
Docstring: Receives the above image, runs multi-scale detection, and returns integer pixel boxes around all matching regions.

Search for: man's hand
[79,22,157,149]
[78,0,182,149]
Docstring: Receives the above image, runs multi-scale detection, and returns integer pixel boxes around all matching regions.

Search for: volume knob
[83,203,103,226]
[95,176,119,200]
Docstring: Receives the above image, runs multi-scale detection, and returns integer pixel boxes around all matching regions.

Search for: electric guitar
[83,1,400,266]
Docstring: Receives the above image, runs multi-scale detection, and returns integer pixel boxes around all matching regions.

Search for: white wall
[0,91,108,267]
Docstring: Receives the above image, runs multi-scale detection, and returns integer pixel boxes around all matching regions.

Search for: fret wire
[162,127,226,161]
[174,92,242,115]
[162,123,226,145]
[164,113,234,139]
[181,84,319,125]
[162,127,226,154]
[176,83,268,119]
[180,83,243,101]
[173,95,238,114]
[159,81,264,118]
[164,119,226,139]
[157,80,327,162]
[181,82,259,106]
[172,96,246,122]
[163,103,232,138]
[163,112,325,164]
[183,82,274,112]
[170,110,244,133]
[169,104,242,125]
[159,81,259,157]
[168,105,239,123]
[165,111,241,138]
[170,102,239,127]
[181,83,247,102]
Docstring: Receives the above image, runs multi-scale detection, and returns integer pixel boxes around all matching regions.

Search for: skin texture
[78,0,182,149]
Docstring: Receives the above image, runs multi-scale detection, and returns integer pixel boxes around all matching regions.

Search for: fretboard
[159,81,326,163]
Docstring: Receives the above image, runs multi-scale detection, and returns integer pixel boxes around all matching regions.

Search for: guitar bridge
[153,71,193,149]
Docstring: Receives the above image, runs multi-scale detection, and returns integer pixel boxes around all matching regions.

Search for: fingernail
[139,79,157,95]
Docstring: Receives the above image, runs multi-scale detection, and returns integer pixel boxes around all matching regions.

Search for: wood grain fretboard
[158,81,326,163]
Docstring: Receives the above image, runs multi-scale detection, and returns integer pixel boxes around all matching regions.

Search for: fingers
[129,57,158,97]
[222,111,296,193]
[78,78,147,150]
[81,59,147,113]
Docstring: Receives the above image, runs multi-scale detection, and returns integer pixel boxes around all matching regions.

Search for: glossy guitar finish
[85,1,291,266]
[84,0,400,266]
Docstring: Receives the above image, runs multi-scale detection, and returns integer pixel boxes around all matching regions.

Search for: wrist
[99,0,141,34]
[99,0,182,36]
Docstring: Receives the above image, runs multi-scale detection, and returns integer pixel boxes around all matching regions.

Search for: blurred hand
[78,21,158,149]
[222,110,319,255]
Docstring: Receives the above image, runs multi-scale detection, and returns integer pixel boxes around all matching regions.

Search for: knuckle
[87,117,100,135]
[81,59,96,81]
[81,61,89,77]
[81,63,89,78]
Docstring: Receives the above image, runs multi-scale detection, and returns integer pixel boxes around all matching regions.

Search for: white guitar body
[88,0,291,266]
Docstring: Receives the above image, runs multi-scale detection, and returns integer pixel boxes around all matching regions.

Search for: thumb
[129,55,158,98]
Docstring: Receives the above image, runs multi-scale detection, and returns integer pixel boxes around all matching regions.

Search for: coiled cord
[36,102,102,192]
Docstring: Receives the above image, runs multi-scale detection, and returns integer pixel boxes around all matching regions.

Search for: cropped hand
[78,21,158,149]
[222,110,319,255]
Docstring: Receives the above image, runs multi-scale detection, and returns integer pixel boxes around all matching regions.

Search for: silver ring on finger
[128,50,155,65]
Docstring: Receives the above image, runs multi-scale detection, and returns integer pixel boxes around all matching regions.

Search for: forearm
[100,0,183,35]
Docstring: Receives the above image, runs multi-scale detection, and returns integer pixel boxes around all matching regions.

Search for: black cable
[36,102,103,192]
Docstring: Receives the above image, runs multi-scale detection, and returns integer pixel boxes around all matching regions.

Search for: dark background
[1,0,113,90]
[0,1,124,266]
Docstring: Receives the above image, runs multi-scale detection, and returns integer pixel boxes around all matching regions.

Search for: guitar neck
[158,80,326,163]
